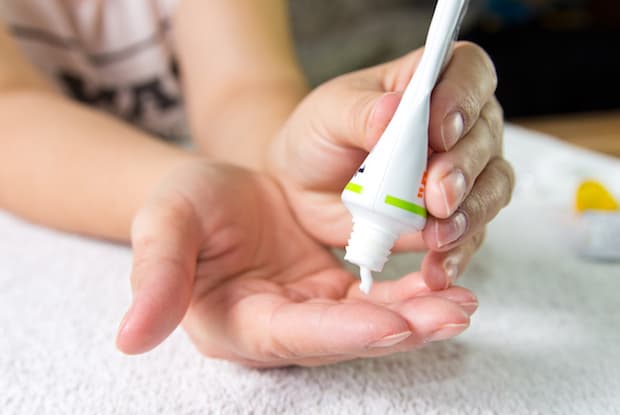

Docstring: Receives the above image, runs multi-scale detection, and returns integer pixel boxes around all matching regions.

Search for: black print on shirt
[58,69,180,121]
[10,20,171,67]
[60,72,117,107]
[128,78,179,120]
[170,59,180,80]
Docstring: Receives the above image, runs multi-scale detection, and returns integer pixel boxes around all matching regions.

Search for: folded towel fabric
[1,125,619,414]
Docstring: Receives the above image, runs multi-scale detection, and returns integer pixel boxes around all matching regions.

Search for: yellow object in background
[575,180,619,212]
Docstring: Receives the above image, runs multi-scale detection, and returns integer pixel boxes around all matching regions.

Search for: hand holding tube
[269,40,513,290]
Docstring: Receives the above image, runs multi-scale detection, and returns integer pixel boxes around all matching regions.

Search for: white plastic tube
[342,0,469,294]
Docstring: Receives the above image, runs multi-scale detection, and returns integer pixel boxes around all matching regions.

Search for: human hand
[269,42,514,290]
[115,160,477,367]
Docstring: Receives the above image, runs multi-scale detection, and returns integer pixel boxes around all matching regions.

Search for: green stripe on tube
[384,195,427,218]
[345,182,363,194]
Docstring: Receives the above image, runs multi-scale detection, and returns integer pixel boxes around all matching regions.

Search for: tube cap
[344,219,400,272]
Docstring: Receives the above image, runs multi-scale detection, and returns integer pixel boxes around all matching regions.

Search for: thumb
[316,84,401,153]
[316,48,423,152]
[116,195,202,354]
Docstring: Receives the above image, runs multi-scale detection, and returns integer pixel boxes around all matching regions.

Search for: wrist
[189,79,308,172]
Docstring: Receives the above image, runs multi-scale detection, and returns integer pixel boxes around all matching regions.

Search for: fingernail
[367,92,402,148]
[459,301,479,315]
[441,112,465,150]
[427,323,468,342]
[117,303,135,335]
[439,170,467,215]
[436,211,468,248]
[443,257,460,288]
[369,331,412,348]
[117,312,130,337]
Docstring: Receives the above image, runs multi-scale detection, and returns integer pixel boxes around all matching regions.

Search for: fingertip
[347,271,430,303]
[440,111,465,151]
[115,290,186,354]
[365,92,401,150]
[421,212,468,252]
[421,217,441,251]
[392,230,426,252]
[116,310,143,355]
[424,177,451,219]
[115,302,159,355]
[121,246,196,354]
[424,158,467,219]
[426,321,469,342]
[456,298,478,316]
[431,287,479,316]
[428,81,464,152]
[395,296,470,341]
[428,41,498,153]
[421,251,449,291]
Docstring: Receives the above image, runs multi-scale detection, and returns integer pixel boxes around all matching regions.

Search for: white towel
[1,125,619,414]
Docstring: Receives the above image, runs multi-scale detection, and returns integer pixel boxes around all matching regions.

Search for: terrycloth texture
[1,125,619,414]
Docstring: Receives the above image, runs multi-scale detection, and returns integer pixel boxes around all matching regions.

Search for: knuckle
[461,190,486,230]
[484,158,515,210]
[319,74,345,93]
[480,101,504,154]
[472,229,486,250]
[157,192,196,225]
[130,234,157,261]
[456,41,498,91]
[485,54,499,92]
[131,193,197,251]
[462,168,509,229]
[446,43,499,133]
[454,40,483,58]
[492,95,504,121]
[476,47,498,92]
[497,159,516,207]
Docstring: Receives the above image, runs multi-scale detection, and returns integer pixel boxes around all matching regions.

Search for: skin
[118,161,478,367]
[0,2,513,366]
[0,0,305,239]
[174,0,308,170]
[0,23,195,240]
[269,42,514,290]
[117,43,513,366]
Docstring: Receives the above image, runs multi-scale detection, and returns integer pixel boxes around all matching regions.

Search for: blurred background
[289,0,620,154]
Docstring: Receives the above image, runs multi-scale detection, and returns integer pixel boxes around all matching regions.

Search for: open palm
[116,161,476,367]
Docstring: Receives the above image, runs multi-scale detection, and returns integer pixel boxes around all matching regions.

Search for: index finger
[428,41,498,152]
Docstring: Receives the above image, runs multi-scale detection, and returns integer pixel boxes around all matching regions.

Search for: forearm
[174,0,308,170]
[0,89,197,241]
